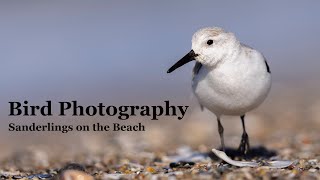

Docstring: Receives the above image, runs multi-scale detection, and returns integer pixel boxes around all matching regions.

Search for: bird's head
[167,27,240,73]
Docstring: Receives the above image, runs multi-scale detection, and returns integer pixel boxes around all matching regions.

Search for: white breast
[192,47,271,117]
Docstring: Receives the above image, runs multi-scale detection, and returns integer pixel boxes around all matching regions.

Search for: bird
[167,27,271,155]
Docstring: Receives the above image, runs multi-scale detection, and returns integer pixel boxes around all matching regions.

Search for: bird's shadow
[207,146,277,160]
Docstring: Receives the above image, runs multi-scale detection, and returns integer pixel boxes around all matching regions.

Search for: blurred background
[0,1,319,162]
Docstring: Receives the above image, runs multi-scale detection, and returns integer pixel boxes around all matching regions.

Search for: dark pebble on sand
[169,161,195,168]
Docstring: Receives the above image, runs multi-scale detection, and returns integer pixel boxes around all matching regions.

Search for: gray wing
[242,43,270,73]
[192,62,204,111]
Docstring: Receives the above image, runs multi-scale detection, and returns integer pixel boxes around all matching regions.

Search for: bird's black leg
[216,117,225,152]
[238,115,250,155]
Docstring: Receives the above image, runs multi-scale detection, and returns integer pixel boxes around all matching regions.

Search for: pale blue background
[1,1,319,128]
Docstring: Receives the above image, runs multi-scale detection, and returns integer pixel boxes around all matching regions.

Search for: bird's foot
[238,132,250,155]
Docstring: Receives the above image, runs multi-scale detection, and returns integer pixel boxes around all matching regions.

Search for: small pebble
[12,175,24,179]
[60,170,94,180]
[308,168,317,173]
[59,163,86,173]
[146,167,157,173]
[217,163,231,174]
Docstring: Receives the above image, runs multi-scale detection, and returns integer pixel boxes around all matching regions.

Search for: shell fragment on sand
[212,149,293,168]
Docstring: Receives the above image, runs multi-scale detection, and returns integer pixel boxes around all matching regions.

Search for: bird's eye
[207,40,213,45]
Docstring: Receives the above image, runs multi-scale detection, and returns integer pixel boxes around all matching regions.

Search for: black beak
[167,50,198,73]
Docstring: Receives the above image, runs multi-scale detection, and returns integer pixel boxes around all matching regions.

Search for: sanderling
[167,27,271,154]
